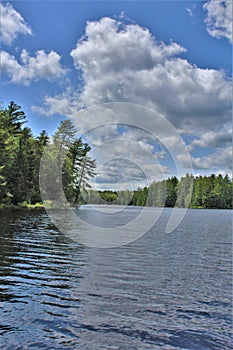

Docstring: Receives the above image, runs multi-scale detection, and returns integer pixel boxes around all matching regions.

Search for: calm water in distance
[0,207,232,349]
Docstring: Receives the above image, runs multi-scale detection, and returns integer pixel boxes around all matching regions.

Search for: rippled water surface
[0,207,232,349]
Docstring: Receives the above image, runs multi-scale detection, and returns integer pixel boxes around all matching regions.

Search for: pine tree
[72,144,96,205]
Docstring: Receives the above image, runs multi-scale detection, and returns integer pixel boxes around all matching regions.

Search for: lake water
[0,207,232,349]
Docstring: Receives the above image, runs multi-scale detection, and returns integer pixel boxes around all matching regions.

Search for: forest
[86,173,232,209]
[0,101,96,207]
[0,101,232,209]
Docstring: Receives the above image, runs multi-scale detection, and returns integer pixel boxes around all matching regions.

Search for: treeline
[0,101,96,206]
[0,101,232,209]
[83,174,232,209]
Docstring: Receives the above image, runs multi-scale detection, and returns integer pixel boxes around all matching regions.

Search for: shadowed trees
[0,103,96,206]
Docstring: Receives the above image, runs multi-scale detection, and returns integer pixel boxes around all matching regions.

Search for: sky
[0,0,232,190]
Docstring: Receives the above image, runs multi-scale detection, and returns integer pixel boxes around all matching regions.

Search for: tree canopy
[0,102,96,207]
[83,174,232,209]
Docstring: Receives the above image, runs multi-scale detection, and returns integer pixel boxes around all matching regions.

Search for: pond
[0,207,232,349]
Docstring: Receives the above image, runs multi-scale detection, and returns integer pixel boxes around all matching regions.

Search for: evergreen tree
[165,177,178,207]
[72,143,96,205]
[3,101,26,135]
[46,120,78,204]
[176,174,194,208]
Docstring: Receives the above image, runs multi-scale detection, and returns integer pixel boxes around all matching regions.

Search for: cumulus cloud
[1,49,66,85]
[39,17,232,136]
[71,17,186,73]
[94,138,155,161]
[95,158,147,187]
[0,2,32,45]
[36,17,231,135]
[92,157,167,190]
[35,17,231,178]
[88,130,174,190]
[77,119,173,189]
[203,0,232,43]
[192,146,232,171]
[68,17,231,133]
[84,124,120,146]
[32,87,79,115]
[189,126,232,151]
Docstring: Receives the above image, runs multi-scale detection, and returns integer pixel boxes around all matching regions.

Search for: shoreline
[0,203,231,210]
[0,203,44,210]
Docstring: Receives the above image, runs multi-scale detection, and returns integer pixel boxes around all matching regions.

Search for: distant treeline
[0,101,232,209]
[83,174,232,209]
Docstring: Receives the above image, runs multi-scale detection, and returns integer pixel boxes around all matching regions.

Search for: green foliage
[98,190,118,202]
[72,143,96,205]
[0,102,96,207]
[85,174,232,209]
[132,186,148,206]
[191,173,232,209]
[165,177,178,207]
[176,174,194,208]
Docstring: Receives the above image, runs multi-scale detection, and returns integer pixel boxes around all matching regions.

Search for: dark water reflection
[0,208,232,349]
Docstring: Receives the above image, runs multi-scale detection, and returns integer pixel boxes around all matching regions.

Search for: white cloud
[78,121,173,189]
[189,126,232,151]
[92,156,167,190]
[68,17,231,134]
[36,17,231,136]
[71,17,186,74]
[1,49,66,85]
[84,124,120,146]
[96,158,147,185]
[39,17,231,136]
[32,87,78,115]
[186,4,196,18]
[203,0,232,43]
[0,3,32,45]
[186,8,193,17]
[35,17,231,178]
[88,131,173,189]
[192,146,232,171]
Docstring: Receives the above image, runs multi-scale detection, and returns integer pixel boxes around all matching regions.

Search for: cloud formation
[35,16,231,177]
[0,3,32,45]
[39,17,231,137]
[1,49,66,85]
[203,0,232,43]
[95,158,148,189]
[189,127,232,150]
[192,146,232,172]
[68,17,231,134]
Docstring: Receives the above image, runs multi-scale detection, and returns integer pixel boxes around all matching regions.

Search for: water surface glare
[0,207,232,349]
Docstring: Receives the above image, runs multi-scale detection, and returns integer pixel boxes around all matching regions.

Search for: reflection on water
[0,208,232,349]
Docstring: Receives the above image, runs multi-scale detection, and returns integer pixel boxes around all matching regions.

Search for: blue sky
[0,0,232,188]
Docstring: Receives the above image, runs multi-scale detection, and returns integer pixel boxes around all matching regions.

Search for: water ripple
[0,208,232,349]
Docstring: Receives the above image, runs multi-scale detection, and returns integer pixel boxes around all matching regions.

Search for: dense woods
[83,173,232,209]
[0,101,96,207]
[0,101,232,209]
